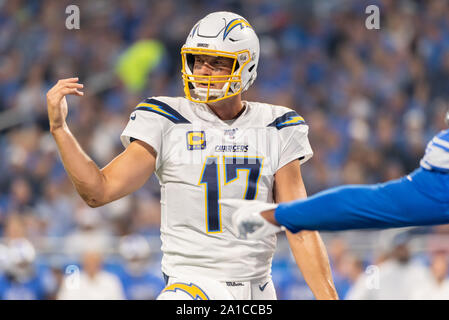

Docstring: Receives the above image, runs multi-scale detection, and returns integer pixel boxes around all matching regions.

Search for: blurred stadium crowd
[0,0,449,299]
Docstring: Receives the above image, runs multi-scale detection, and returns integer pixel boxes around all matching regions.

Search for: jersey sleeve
[270,111,313,171]
[121,97,188,154]
[120,106,164,155]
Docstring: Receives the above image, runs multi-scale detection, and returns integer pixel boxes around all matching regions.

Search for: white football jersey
[120,96,313,281]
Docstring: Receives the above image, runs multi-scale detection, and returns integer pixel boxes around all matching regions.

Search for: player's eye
[194,56,203,62]
[194,59,205,68]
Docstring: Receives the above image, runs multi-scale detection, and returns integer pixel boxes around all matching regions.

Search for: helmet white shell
[181,11,260,103]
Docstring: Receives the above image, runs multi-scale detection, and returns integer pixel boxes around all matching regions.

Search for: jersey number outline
[199,156,264,233]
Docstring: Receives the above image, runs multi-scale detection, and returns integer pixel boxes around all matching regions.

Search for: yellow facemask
[181,47,251,103]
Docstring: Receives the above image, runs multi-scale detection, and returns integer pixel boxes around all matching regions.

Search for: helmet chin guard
[181,12,259,104]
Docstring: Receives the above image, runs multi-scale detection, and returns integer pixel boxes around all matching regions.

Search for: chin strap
[193,87,227,101]
[191,80,235,102]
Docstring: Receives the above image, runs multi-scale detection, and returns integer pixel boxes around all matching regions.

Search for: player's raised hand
[219,199,284,240]
[46,77,84,131]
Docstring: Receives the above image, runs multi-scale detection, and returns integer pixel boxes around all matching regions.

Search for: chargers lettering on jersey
[215,145,248,152]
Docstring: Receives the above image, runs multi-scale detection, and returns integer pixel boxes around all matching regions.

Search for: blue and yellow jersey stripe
[268,111,306,130]
[135,98,190,124]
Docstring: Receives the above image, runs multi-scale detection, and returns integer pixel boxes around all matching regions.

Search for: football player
[113,234,165,300]
[0,239,56,300]
[226,111,449,240]
[46,11,338,300]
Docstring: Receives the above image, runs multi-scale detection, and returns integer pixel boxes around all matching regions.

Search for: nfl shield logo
[224,128,238,139]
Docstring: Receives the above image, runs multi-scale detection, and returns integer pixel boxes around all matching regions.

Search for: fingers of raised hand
[48,78,84,99]
[57,78,83,93]
[56,77,80,85]
[60,86,84,96]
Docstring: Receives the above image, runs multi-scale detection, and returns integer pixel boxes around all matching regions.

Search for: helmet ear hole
[248,64,255,73]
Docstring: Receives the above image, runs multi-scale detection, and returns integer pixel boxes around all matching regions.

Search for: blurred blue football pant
[275,168,449,233]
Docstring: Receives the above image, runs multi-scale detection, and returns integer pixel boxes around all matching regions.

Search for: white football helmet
[6,238,36,281]
[118,234,151,261]
[118,234,152,275]
[0,243,8,273]
[445,109,449,126]
[181,11,260,103]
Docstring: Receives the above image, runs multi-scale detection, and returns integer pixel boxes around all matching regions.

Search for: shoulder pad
[135,98,191,124]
